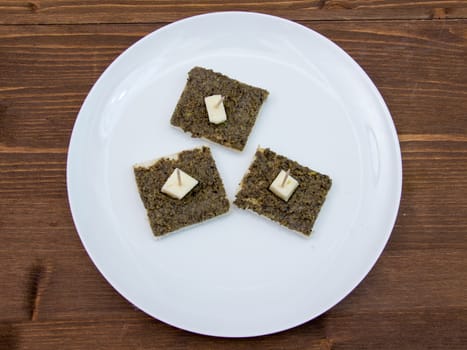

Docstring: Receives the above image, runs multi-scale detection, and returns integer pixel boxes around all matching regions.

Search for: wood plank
[1,141,466,242]
[0,152,66,198]
[0,308,465,349]
[313,20,467,135]
[1,0,467,24]
[0,24,158,149]
[1,140,466,320]
[0,21,466,149]
[0,247,461,321]
[0,249,138,322]
[390,139,467,250]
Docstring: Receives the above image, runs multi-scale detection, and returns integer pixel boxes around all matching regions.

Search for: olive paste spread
[133,147,230,237]
[234,148,332,236]
[170,67,269,151]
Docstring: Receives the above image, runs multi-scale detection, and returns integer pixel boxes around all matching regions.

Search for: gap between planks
[0,18,467,28]
[1,135,465,155]
[398,134,467,142]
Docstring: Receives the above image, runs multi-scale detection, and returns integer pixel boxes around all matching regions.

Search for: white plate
[67,12,402,337]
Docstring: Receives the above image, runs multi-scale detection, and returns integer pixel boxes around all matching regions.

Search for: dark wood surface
[1,1,466,349]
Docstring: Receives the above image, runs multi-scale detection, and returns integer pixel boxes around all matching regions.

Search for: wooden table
[1,1,466,349]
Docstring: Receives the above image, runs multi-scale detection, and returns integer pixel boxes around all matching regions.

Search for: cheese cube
[269,170,299,202]
[204,94,227,124]
[161,168,199,200]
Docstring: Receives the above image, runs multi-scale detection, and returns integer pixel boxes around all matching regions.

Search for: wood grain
[1,0,467,24]
[0,309,464,349]
[1,21,466,149]
[1,2,467,349]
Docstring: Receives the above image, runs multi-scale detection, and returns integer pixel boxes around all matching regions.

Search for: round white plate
[67,12,402,337]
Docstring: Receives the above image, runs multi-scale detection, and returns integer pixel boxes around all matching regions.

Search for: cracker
[133,146,230,237]
[234,148,332,236]
[170,67,269,151]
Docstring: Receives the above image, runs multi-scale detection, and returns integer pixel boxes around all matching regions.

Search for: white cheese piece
[204,94,227,124]
[161,168,199,200]
[269,170,299,202]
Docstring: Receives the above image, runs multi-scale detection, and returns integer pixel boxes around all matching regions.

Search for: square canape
[170,67,269,151]
[234,148,332,236]
[133,146,230,237]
